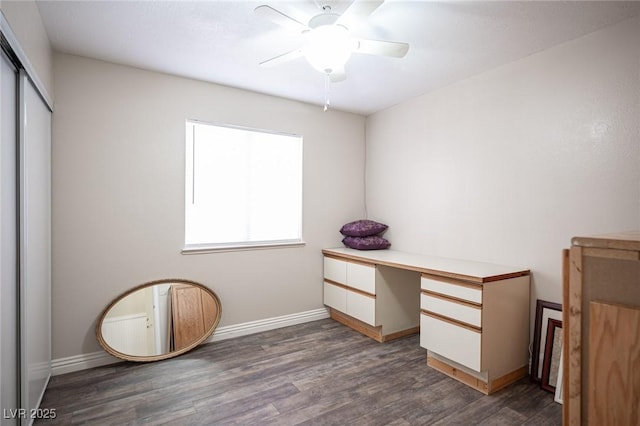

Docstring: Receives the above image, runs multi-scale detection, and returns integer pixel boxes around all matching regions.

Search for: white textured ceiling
[36,0,640,115]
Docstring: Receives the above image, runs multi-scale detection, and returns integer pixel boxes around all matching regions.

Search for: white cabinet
[420,293,481,328]
[323,255,420,342]
[322,258,378,327]
[323,281,347,313]
[420,313,482,372]
[346,262,376,294]
[322,257,376,326]
[421,276,482,304]
[323,257,376,294]
[322,281,376,326]
[420,273,530,395]
[346,291,376,325]
[420,275,484,372]
[323,256,347,284]
[322,247,530,395]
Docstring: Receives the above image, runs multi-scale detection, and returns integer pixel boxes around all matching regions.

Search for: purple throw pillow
[340,219,388,237]
[342,236,391,250]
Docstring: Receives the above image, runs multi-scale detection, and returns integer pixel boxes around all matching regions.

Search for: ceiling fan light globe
[303,25,353,74]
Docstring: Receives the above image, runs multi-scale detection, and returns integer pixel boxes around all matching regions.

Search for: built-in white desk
[322,247,530,394]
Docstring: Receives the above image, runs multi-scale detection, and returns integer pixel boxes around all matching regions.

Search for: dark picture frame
[531,299,562,382]
[541,318,563,393]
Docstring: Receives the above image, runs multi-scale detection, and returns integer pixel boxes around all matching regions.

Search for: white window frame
[183,120,304,253]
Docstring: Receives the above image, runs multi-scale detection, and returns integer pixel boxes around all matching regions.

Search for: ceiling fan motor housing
[308,10,340,29]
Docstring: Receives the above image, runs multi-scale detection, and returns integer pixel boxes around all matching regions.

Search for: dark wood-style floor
[36,319,561,425]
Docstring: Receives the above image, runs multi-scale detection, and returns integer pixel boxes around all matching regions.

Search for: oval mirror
[96,278,221,362]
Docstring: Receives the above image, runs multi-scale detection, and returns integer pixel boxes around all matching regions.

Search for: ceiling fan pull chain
[324,71,331,112]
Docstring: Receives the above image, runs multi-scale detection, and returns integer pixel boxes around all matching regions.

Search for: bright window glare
[185,121,303,249]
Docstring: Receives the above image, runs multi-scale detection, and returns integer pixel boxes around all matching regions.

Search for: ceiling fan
[254,1,410,84]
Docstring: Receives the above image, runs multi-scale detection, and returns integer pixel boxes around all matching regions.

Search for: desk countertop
[323,247,530,284]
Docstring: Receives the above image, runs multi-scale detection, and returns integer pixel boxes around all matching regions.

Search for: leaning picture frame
[531,299,562,382]
[541,318,563,393]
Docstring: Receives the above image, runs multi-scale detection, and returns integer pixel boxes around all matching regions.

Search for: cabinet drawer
[421,293,482,328]
[347,291,376,326]
[324,257,375,295]
[324,257,347,284]
[421,276,482,304]
[347,262,376,295]
[420,313,481,372]
[323,281,346,312]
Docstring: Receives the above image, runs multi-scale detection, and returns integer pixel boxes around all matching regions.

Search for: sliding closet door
[1,51,19,426]
[19,70,52,421]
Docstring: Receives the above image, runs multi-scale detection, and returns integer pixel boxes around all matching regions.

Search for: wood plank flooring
[36,319,561,425]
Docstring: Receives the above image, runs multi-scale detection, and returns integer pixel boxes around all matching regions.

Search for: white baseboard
[207,307,329,342]
[51,307,330,376]
[51,350,122,376]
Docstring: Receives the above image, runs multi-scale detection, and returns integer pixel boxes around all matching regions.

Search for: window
[184,120,303,251]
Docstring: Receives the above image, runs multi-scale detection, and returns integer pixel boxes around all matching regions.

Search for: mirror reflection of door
[169,284,218,351]
[97,279,221,362]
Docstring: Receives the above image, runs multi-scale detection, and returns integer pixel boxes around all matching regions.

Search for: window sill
[181,240,306,255]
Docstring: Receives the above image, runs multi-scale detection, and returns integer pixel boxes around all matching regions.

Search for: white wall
[365,16,640,324]
[52,53,366,360]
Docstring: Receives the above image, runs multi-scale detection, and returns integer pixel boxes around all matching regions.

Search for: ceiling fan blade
[329,67,347,83]
[354,39,409,58]
[254,5,309,31]
[336,0,384,28]
[259,48,304,67]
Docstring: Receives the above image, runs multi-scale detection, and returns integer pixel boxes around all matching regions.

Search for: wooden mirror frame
[96,278,222,362]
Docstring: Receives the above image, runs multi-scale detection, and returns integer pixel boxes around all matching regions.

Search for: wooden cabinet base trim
[328,308,418,343]
[427,355,527,395]
[381,326,421,342]
[488,366,529,394]
[329,308,383,342]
